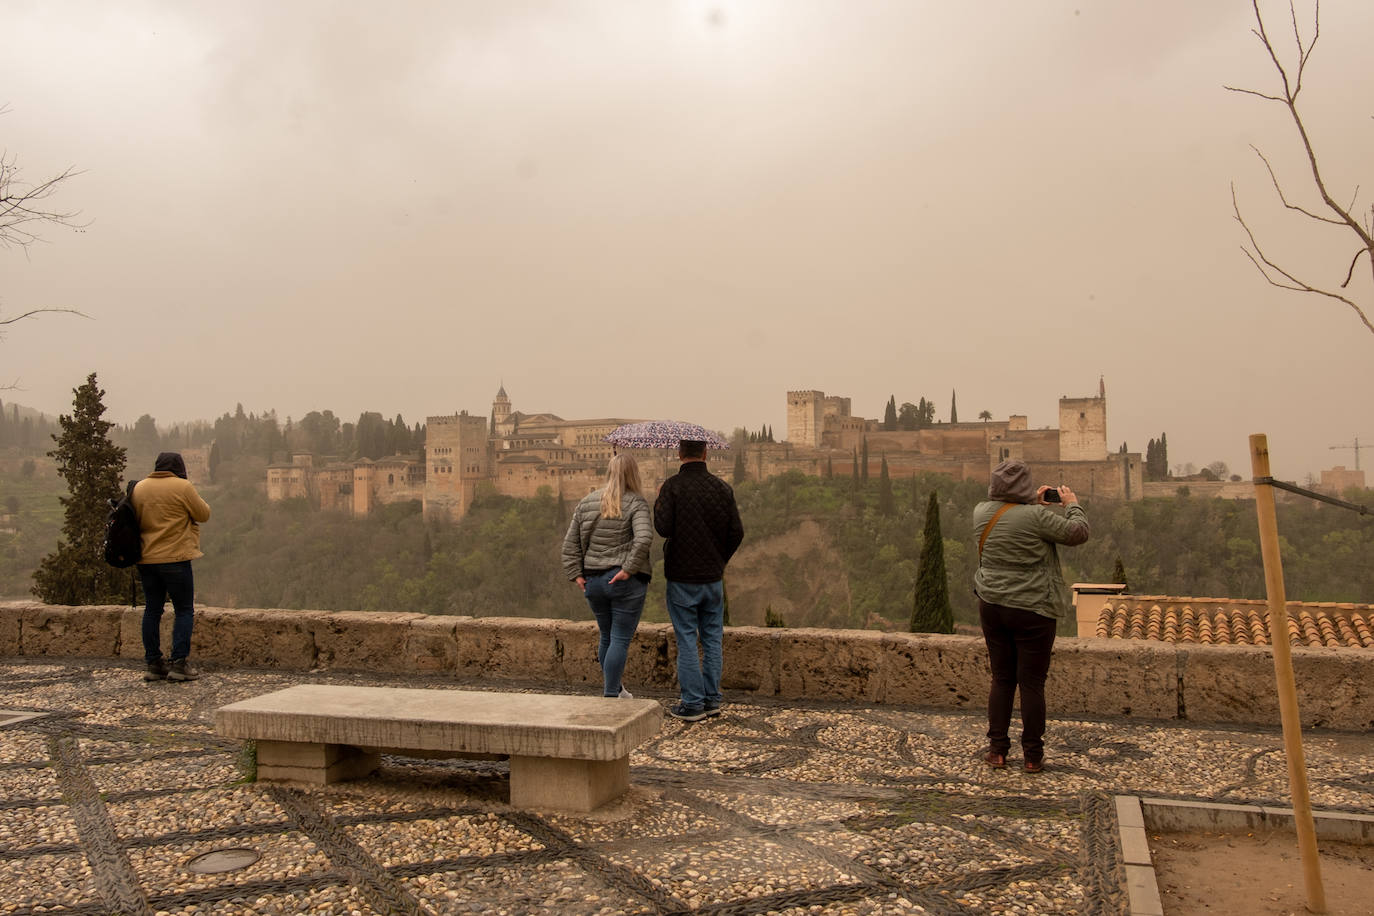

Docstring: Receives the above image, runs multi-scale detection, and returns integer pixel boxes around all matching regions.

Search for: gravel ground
[1,658,1371,916]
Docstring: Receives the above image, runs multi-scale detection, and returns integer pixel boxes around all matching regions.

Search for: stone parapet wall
[1141,480,1256,500]
[3,603,1372,730]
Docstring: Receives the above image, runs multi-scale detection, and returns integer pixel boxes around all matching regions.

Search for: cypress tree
[825,456,834,478]
[1112,556,1128,591]
[850,448,862,506]
[732,450,747,485]
[910,491,954,633]
[877,456,895,516]
[860,438,869,483]
[32,373,132,605]
[883,396,897,431]
[950,389,958,424]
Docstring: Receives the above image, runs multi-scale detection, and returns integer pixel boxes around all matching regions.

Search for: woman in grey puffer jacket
[561,454,653,698]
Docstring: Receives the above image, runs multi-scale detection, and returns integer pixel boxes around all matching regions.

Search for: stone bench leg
[254,740,380,785]
[508,755,629,812]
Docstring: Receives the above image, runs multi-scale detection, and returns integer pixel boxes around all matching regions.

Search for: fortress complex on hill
[783,378,1141,501]
[266,380,1142,521]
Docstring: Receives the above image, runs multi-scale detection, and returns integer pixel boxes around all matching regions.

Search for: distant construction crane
[1329,437,1364,470]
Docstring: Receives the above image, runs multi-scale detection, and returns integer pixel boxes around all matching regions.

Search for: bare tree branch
[1342,248,1370,289]
[1226,0,1374,336]
[1250,145,1345,225]
[0,151,85,250]
[0,108,90,392]
[0,307,88,328]
[1222,85,1286,103]
[1233,185,1374,335]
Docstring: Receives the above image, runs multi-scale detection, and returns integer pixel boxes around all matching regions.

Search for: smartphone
[1043,488,1061,503]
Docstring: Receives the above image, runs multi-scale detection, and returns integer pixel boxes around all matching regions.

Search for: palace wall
[353,457,424,515]
[1025,453,1143,501]
[990,429,1067,464]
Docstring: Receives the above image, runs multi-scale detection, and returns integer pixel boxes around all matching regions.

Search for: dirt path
[1150,830,1374,915]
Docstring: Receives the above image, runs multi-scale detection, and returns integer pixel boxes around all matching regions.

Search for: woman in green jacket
[972,459,1089,772]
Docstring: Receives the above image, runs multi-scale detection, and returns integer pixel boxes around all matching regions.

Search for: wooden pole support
[1249,433,1326,914]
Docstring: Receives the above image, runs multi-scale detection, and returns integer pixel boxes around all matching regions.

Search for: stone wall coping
[5,603,1374,731]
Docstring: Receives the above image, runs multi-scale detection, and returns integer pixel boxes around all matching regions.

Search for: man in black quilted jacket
[653,439,745,721]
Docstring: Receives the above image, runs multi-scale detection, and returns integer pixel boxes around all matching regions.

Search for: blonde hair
[599,453,644,519]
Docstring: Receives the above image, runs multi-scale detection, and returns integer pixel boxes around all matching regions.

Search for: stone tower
[1058,379,1108,462]
[786,390,825,448]
[424,411,491,520]
[492,384,511,430]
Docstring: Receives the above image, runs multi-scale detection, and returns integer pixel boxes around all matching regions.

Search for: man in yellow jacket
[132,452,211,682]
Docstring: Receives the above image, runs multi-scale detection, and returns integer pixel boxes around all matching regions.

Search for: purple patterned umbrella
[604,420,730,450]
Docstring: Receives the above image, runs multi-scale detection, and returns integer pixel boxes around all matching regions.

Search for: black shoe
[167,659,201,682]
[702,703,722,718]
[668,703,707,722]
[144,661,168,682]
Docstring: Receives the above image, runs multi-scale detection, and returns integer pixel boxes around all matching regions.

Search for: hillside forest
[3,401,1373,630]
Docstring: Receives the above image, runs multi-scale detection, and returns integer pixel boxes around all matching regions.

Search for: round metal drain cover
[186,847,260,874]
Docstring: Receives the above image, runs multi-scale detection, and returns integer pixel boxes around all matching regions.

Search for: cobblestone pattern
[1,659,1372,915]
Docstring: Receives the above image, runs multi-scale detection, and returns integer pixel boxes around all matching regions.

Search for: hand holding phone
[1042,487,1061,503]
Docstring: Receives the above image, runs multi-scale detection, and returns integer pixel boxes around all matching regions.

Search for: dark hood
[988,459,1036,503]
[154,452,188,479]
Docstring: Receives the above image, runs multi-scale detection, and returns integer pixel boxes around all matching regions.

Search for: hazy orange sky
[4,1,1371,481]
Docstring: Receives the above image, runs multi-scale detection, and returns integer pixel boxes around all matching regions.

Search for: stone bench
[214,685,662,812]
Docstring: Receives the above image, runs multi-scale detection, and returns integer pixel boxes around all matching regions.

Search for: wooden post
[1249,434,1326,914]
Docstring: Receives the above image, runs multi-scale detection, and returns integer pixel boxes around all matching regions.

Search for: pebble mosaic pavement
[2,659,1372,916]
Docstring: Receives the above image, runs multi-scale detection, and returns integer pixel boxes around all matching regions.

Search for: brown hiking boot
[167,659,200,682]
[144,661,168,682]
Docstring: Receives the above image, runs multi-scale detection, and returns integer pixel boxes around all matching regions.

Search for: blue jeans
[583,570,647,697]
[665,580,724,711]
[139,561,196,664]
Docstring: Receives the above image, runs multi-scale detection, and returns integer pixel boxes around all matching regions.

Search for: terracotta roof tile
[1090,595,1374,650]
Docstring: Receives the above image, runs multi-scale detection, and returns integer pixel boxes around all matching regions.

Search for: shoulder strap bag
[977,502,1017,564]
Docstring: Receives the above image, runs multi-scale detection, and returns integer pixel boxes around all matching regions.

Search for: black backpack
[103,480,142,568]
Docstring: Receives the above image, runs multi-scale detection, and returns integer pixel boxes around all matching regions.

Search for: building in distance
[267,380,1143,520]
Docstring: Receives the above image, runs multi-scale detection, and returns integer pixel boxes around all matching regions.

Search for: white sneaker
[618,686,633,699]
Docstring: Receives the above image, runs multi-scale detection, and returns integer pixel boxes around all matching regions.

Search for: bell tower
[492,384,511,428]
